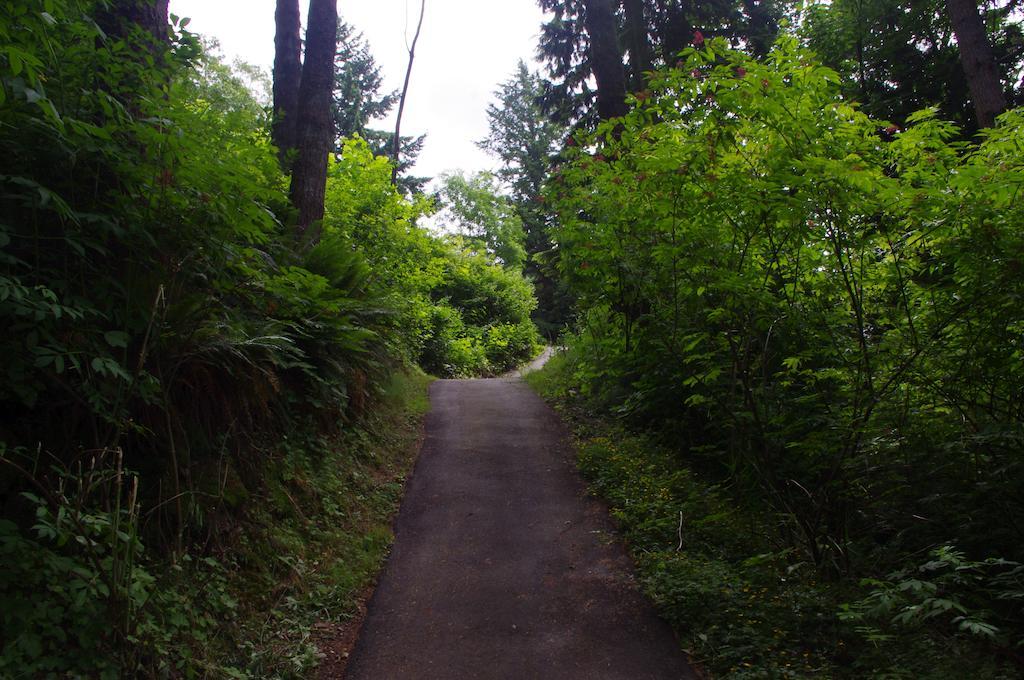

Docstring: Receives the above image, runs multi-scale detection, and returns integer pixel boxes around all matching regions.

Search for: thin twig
[392,0,425,184]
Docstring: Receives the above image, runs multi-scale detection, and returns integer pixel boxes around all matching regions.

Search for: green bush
[482,321,541,373]
[323,139,542,378]
[0,450,239,678]
[409,250,540,377]
[0,3,444,675]
[547,36,1024,675]
[418,303,487,377]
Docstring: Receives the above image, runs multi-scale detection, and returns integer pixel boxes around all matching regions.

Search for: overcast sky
[169,0,548,180]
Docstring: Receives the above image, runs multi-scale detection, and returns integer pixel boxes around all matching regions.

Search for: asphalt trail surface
[344,377,697,680]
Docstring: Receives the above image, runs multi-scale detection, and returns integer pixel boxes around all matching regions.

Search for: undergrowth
[0,3,533,674]
[231,368,433,677]
[527,352,1018,679]
[1,367,431,678]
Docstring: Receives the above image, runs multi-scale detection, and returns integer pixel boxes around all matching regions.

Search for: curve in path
[344,376,697,679]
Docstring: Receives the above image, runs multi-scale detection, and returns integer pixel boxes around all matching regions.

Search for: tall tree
[479,62,566,207]
[536,0,594,125]
[742,0,780,56]
[273,0,303,164]
[800,0,1021,133]
[290,0,339,240]
[652,0,692,62]
[946,0,1008,127]
[623,0,654,90]
[582,0,629,119]
[333,20,397,142]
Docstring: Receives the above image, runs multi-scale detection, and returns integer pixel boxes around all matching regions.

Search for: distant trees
[479,63,565,217]
[479,62,569,334]
[333,21,397,143]
[437,172,527,270]
[436,171,528,270]
[333,19,427,194]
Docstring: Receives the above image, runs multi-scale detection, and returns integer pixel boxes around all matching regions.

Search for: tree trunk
[654,0,690,64]
[946,0,1007,128]
[272,0,303,166]
[623,0,652,91]
[290,0,338,241]
[96,0,169,44]
[393,0,426,185]
[583,0,629,120]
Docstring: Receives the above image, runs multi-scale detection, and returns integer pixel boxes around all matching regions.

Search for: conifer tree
[582,0,629,120]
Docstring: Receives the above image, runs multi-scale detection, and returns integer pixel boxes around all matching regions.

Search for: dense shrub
[0,1,538,674]
[549,36,1024,672]
[324,139,542,378]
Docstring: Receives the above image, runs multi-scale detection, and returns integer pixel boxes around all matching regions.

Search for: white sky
[169,0,548,179]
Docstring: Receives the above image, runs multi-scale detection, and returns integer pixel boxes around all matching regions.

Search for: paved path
[500,346,558,379]
[344,377,697,680]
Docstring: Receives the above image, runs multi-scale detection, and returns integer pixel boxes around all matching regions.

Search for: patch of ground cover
[225,368,433,677]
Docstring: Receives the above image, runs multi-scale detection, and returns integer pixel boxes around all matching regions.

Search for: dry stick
[104,284,166,452]
[677,511,684,551]
[392,0,425,185]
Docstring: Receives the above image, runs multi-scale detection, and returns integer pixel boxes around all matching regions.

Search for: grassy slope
[219,368,433,677]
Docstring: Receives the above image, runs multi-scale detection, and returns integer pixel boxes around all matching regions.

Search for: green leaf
[104,331,129,348]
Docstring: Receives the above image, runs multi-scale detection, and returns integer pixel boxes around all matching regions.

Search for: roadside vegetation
[530,351,1019,678]
[530,31,1024,680]
[0,2,537,676]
